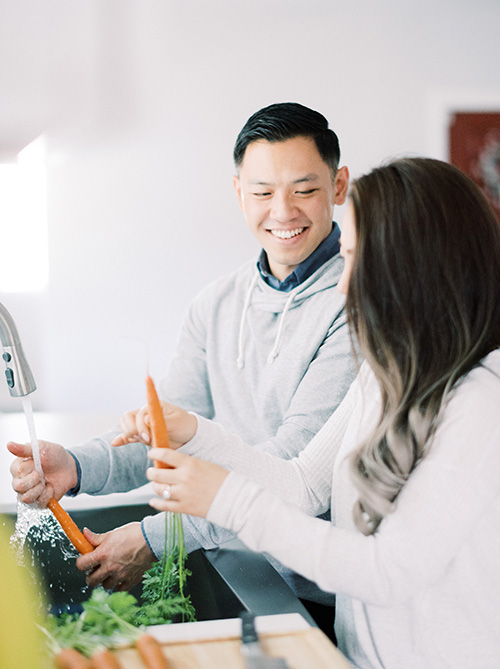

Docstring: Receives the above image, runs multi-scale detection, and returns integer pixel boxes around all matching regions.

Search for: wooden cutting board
[111,615,353,668]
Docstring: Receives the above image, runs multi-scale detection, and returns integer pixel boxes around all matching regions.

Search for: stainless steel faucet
[0,302,37,397]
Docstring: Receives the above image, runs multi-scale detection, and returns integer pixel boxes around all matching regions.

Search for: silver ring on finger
[162,484,172,501]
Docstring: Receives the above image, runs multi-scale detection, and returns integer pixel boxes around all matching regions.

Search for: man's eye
[252,192,272,197]
[296,188,318,195]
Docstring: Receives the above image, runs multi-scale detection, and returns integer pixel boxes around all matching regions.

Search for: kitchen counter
[0,410,154,514]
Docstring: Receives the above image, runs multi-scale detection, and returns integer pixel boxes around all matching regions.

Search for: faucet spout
[0,302,37,397]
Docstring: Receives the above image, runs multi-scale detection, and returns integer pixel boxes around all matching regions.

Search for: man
[10,102,355,637]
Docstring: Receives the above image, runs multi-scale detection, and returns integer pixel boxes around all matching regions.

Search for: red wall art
[449,112,500,222]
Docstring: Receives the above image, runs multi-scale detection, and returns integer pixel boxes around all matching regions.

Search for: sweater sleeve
[207,366,500,607]
[182,376,358,515]
[141,510,239,559]
[68,429,150,495]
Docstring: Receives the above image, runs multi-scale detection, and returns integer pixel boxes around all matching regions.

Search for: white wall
[1,0,499,413]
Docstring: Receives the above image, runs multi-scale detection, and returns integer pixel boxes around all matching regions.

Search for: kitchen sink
[3,504,315,625]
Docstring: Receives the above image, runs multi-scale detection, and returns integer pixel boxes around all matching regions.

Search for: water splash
[9,500,84,613]
[10,500,78,562]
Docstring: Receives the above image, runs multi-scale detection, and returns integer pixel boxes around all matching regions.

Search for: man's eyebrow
[248,173,320,186]
[293,173,320,184]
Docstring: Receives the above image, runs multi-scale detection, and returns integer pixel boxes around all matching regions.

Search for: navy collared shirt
[257,223,341,292]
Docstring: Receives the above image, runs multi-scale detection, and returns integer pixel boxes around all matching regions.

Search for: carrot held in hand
[135,633,170,669]
[47,497,94,554]
[146,375,171,469]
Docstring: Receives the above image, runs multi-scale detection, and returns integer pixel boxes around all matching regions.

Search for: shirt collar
[257,222,341,292]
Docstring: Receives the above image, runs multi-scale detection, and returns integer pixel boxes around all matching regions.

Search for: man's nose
[270,192,299,222]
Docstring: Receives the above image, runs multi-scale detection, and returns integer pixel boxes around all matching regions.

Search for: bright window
[0,138,48,292]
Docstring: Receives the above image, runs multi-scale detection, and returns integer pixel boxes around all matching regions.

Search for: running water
[21,396,45,485]
[10,398,76,562]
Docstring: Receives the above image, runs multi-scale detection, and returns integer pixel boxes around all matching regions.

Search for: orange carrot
[90,648,123,668]
[47,497,94,554]
[146,375,170,469]
[54,647,92,668]
[135,634,169,669]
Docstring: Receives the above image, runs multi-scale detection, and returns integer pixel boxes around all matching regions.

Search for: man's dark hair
[233,102,340,175]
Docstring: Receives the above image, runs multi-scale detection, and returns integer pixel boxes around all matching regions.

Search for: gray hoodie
[70,253,357,603]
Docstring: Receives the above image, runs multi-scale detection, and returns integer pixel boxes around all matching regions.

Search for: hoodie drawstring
[266,288,298,364]
[236,273,299,369]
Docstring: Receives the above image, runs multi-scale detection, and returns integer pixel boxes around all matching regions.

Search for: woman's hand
[146,447,229,518]
[111,401,198,450]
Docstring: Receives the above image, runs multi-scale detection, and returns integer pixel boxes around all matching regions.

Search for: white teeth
[270,227,305,239]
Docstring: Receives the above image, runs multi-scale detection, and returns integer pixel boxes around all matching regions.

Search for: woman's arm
[148,364,500,607]
[180,393,353,515]
[116,366,359,515]
[206,367,500,606]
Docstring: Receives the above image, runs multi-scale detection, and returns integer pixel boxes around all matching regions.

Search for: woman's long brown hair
[347,157,500,534]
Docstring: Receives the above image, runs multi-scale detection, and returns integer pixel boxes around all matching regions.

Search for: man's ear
[233,175,244,212]
[334,166,350,205]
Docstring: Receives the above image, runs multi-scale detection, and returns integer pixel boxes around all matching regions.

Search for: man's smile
[269,227,307,240]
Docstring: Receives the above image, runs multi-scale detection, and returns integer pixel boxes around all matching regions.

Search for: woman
[121,158,500,668]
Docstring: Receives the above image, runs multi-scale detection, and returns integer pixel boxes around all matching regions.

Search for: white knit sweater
[183,350,500,668]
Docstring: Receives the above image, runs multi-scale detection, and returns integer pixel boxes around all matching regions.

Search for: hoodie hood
[236,253,344,369]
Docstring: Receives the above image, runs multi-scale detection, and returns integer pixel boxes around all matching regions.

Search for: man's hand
[76,522,156,591]
[111,401,198,450]
[8,440,78,506]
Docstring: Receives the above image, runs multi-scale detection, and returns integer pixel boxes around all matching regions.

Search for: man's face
[233,136,349,281]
